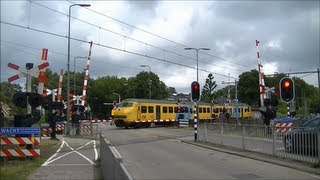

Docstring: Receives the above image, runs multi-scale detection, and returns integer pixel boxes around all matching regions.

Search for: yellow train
[111,99,252,128]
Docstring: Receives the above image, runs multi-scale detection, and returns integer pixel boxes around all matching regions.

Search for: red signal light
[283,81,290,88]
[193,85,199,90]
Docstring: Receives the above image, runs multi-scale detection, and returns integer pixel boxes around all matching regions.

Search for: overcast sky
[1,1,319,94]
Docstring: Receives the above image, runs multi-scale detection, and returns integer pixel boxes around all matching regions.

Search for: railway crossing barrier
[40,122,65,137]
[0,127,40,158]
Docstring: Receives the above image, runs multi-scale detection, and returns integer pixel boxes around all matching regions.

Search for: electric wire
[29,0,247,72]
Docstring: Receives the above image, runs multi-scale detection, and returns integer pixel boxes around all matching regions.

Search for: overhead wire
[1,20,237,80]
[1,39,211,81]
[30,0,247,72]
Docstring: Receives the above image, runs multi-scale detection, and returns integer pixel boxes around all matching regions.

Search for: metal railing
[198,123,320,164]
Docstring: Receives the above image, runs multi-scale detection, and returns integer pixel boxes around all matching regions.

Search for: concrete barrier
[100,133,133,180]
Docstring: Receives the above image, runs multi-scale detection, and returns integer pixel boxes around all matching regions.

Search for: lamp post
[73,56,87,95]
[141,65,151,99]
[113,93,121,104]
[184,47,210,142]
[67,3,90,135]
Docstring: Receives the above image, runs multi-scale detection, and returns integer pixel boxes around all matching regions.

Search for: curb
[182,140,320,176]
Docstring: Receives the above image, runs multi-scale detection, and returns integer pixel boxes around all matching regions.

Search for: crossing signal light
[279,77,295,103]
[191,81,200,102]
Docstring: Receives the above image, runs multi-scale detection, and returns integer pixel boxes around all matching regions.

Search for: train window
[213,108,219,113]
[203,108,206,113]
[120,102,133,107]
[169,107,173,113]
[141,106,147,113]
[207,108,210,113]
[199,108,203,113]
[148,106,154,113]
[220,108,223,112]
[163,107,168,113]
[174,107,178,113]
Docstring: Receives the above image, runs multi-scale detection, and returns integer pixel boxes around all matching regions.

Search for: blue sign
[0,127,40,135]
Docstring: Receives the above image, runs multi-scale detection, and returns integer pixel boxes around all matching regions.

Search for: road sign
[0,127,40,135]
[8,62,49,83]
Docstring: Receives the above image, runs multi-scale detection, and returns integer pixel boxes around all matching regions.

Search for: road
[99,124,320,180]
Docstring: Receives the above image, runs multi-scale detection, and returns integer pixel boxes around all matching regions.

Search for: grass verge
[0,138,61,180]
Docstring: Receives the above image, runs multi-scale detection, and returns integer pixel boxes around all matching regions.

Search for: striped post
[256,40,266,107]
[194,102,197,142]
[57,69,64,102]
[37,49,48,107]
[81,41,93,106]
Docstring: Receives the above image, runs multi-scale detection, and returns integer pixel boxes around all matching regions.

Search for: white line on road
[44,164,94,166]
[65,141,95,165]
[43,139,96,166]
[42,138,65,166]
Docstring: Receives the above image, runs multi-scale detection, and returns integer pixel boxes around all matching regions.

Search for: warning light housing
[279,77,295,103]
[191,81,201,102]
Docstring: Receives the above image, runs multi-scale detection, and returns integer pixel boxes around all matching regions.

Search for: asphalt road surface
[100,124,320,180]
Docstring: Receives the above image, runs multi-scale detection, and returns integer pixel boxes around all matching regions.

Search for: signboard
[0,127,40,135]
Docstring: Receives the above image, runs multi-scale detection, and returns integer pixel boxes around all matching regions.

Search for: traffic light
[191,81,200,102]
[279,77,295,103]
[12,92,43,108]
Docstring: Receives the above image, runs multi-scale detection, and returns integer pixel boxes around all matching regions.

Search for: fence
[100,133,133,180]
[198,123,320,164]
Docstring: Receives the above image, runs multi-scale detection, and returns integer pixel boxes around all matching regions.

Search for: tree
[201,73,217,103]
[134,71,170,99]
[237,70,260,106]
[0,82,24,115]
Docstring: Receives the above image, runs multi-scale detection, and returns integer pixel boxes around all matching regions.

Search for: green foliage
[238,70,260,106]
[0,82,24,114]
[201,73,217,103]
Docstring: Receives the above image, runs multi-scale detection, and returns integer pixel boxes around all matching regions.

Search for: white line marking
[44,164,93,166]
[43,139,96,166]
[93,140,98,161]
[251,148,262,151]
[42,138,65,166]
[65,141,95,165]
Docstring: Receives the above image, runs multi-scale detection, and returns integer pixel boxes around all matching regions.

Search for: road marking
[42,139,96,166]
[42,138,65,166]
[44,164,94,166]
[251,148,262,151]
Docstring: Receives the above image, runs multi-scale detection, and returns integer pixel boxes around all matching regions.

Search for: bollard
[204,122,207,143]
[241,124,245,150]
[272,125,276,156]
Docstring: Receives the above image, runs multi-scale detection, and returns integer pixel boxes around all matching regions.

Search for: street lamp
[141,65,152,99]
[73,56,87,95]
[113,93,121,103]
[184,47,210,82]
[67,3,91,135]
[184,47,210,142]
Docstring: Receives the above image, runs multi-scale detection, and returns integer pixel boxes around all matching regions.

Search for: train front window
[120,102,133,107]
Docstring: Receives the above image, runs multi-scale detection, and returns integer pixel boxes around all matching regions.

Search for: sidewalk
[27,135,102,180]
[183,140,320,176]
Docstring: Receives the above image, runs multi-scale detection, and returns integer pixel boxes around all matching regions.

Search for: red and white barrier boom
[81,41,93,106]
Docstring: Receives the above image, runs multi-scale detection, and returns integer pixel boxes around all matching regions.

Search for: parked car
[283,117,320,155]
